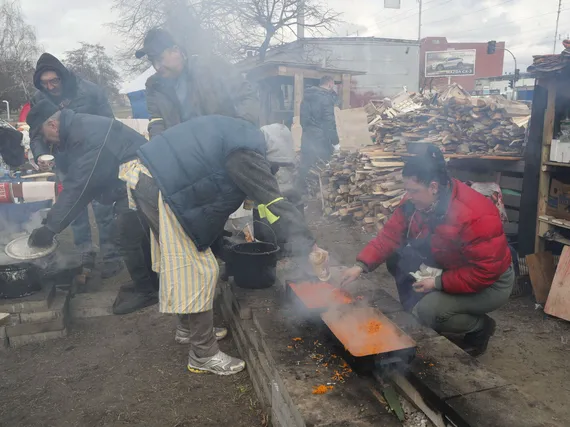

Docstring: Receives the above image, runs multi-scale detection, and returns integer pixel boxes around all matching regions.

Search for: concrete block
[445,385,560,427]
[0,284,56,314]
[409,336,508,400]
[6,316,66,338]
[0,326,8,351]
[247,348,272,406]
[271,380,305,427]
[19,290,69,324]
[9,328,68,348]
[386,310,438,344]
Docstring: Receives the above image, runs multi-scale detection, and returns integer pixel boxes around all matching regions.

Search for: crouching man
[119,114,319,376]
[25,100,159,314]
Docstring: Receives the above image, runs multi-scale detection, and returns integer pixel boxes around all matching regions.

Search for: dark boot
[463,315,496,357]
[112,286,158,315]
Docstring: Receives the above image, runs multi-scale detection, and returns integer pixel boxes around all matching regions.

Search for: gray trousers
[132,173,218,358]
[413,265,514,335]
[178,312,219,358]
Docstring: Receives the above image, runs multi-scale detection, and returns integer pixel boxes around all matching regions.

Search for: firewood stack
[367,85,530,155]
[314,150,406,232]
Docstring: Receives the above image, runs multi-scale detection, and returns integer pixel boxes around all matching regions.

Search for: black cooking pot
[0,262,42,299]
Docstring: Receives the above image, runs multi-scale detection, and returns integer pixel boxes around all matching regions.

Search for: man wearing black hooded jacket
[29,53,121,279]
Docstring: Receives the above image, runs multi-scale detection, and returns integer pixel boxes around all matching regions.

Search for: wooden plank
[503,193,521,209]
[341,73,351,109]
[545,246,570,320]
[499,175,523,191]
[525,252,555,304]
[505,208,520,222]
[293,73,303,118]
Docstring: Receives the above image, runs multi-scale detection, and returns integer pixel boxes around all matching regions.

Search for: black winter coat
[30,53,114,158]
[300,86,339,160]
[138,115,266,251]
[45,110,145,234]
[145,55,259,138]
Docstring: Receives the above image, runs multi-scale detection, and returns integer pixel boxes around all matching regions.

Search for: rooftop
[527,40,570,77]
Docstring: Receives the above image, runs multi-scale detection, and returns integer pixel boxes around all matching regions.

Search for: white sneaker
[175,327,228,344]
[187,350,246,376]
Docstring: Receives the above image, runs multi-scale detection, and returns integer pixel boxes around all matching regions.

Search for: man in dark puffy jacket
[297,75,340,193]
[120,114,317,375]
[30,53,120,278]
[26,100,159,315]
[134,28,259,138]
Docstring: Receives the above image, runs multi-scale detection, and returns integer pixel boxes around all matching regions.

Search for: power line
[444,7,569,38]
[422,0,515,26]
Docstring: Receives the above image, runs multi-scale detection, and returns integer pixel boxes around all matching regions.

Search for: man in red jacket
[341,146,513,356]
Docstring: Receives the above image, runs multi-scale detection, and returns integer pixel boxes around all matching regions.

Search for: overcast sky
[18,0,570,76]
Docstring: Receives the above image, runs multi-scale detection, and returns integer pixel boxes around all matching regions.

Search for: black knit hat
[26,99,59,139]
[135,29,177,60]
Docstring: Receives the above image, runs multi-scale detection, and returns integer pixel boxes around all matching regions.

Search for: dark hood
[33,53,78,99]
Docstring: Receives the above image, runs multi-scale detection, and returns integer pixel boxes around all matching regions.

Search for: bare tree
[64,43,121,102]
[219,0,341,61]
[0,0,40,108]
[110,0,340,70]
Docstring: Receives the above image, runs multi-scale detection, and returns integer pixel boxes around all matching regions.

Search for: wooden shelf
[540,234,570,246]
[544,161,570,168]
[538,216,570,231]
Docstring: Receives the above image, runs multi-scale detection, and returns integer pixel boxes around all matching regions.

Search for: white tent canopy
[119,67,155,95]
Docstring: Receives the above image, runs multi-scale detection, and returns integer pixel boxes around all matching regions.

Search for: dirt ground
[0,309,264,427]
[305,205,570,421]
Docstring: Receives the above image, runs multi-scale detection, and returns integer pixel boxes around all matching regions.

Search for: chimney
[297,0,305,39]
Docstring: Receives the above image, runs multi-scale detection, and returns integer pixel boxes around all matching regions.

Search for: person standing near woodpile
[135,28,260,138]
[340,146,514,357]
[25,100,160,315]
[134,27,261,340]
[297,75,340,194]
[119,114,318,375]
[29,53,123,280]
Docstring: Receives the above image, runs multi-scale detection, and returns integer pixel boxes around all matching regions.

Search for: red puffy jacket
[357,179,511,294]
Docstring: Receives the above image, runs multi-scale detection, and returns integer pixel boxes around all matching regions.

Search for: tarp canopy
[120,67,155,94]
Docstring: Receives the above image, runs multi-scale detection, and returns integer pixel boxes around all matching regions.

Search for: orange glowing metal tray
[288,281,353,310]
[321,306,416,357]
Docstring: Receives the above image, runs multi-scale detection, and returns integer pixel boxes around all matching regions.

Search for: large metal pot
[0,255,42,298]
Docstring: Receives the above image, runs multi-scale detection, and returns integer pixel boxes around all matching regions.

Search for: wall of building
[302,38,420,105]
[420,37,505,91]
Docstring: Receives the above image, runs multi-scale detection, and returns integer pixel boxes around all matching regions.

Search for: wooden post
[294,73,304,118]
[535,79,557,252]
[341,74,351,109]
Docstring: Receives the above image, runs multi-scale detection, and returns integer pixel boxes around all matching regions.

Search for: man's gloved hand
[28,226,55,248]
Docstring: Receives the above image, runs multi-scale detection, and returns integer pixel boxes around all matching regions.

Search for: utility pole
[418,0,423,41]
[297,0,305,39]
[554,0,562,53]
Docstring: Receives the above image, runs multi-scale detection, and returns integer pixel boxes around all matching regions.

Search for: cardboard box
[546,177,570,220]
[550,139,570,163]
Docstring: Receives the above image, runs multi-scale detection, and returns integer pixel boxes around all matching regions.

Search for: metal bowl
[5,234,58,261]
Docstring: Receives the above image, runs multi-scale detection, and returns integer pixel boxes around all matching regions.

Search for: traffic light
[514,68,520,81]
[487,40,496,54]
[509,79,514,89]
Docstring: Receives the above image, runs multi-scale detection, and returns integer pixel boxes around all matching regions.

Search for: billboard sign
[425,50,476,77]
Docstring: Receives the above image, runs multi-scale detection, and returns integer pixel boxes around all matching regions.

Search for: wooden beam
[535,79,557,252]
[341,73,351,110]
[294,73,304,118]
[278,65,344,81]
